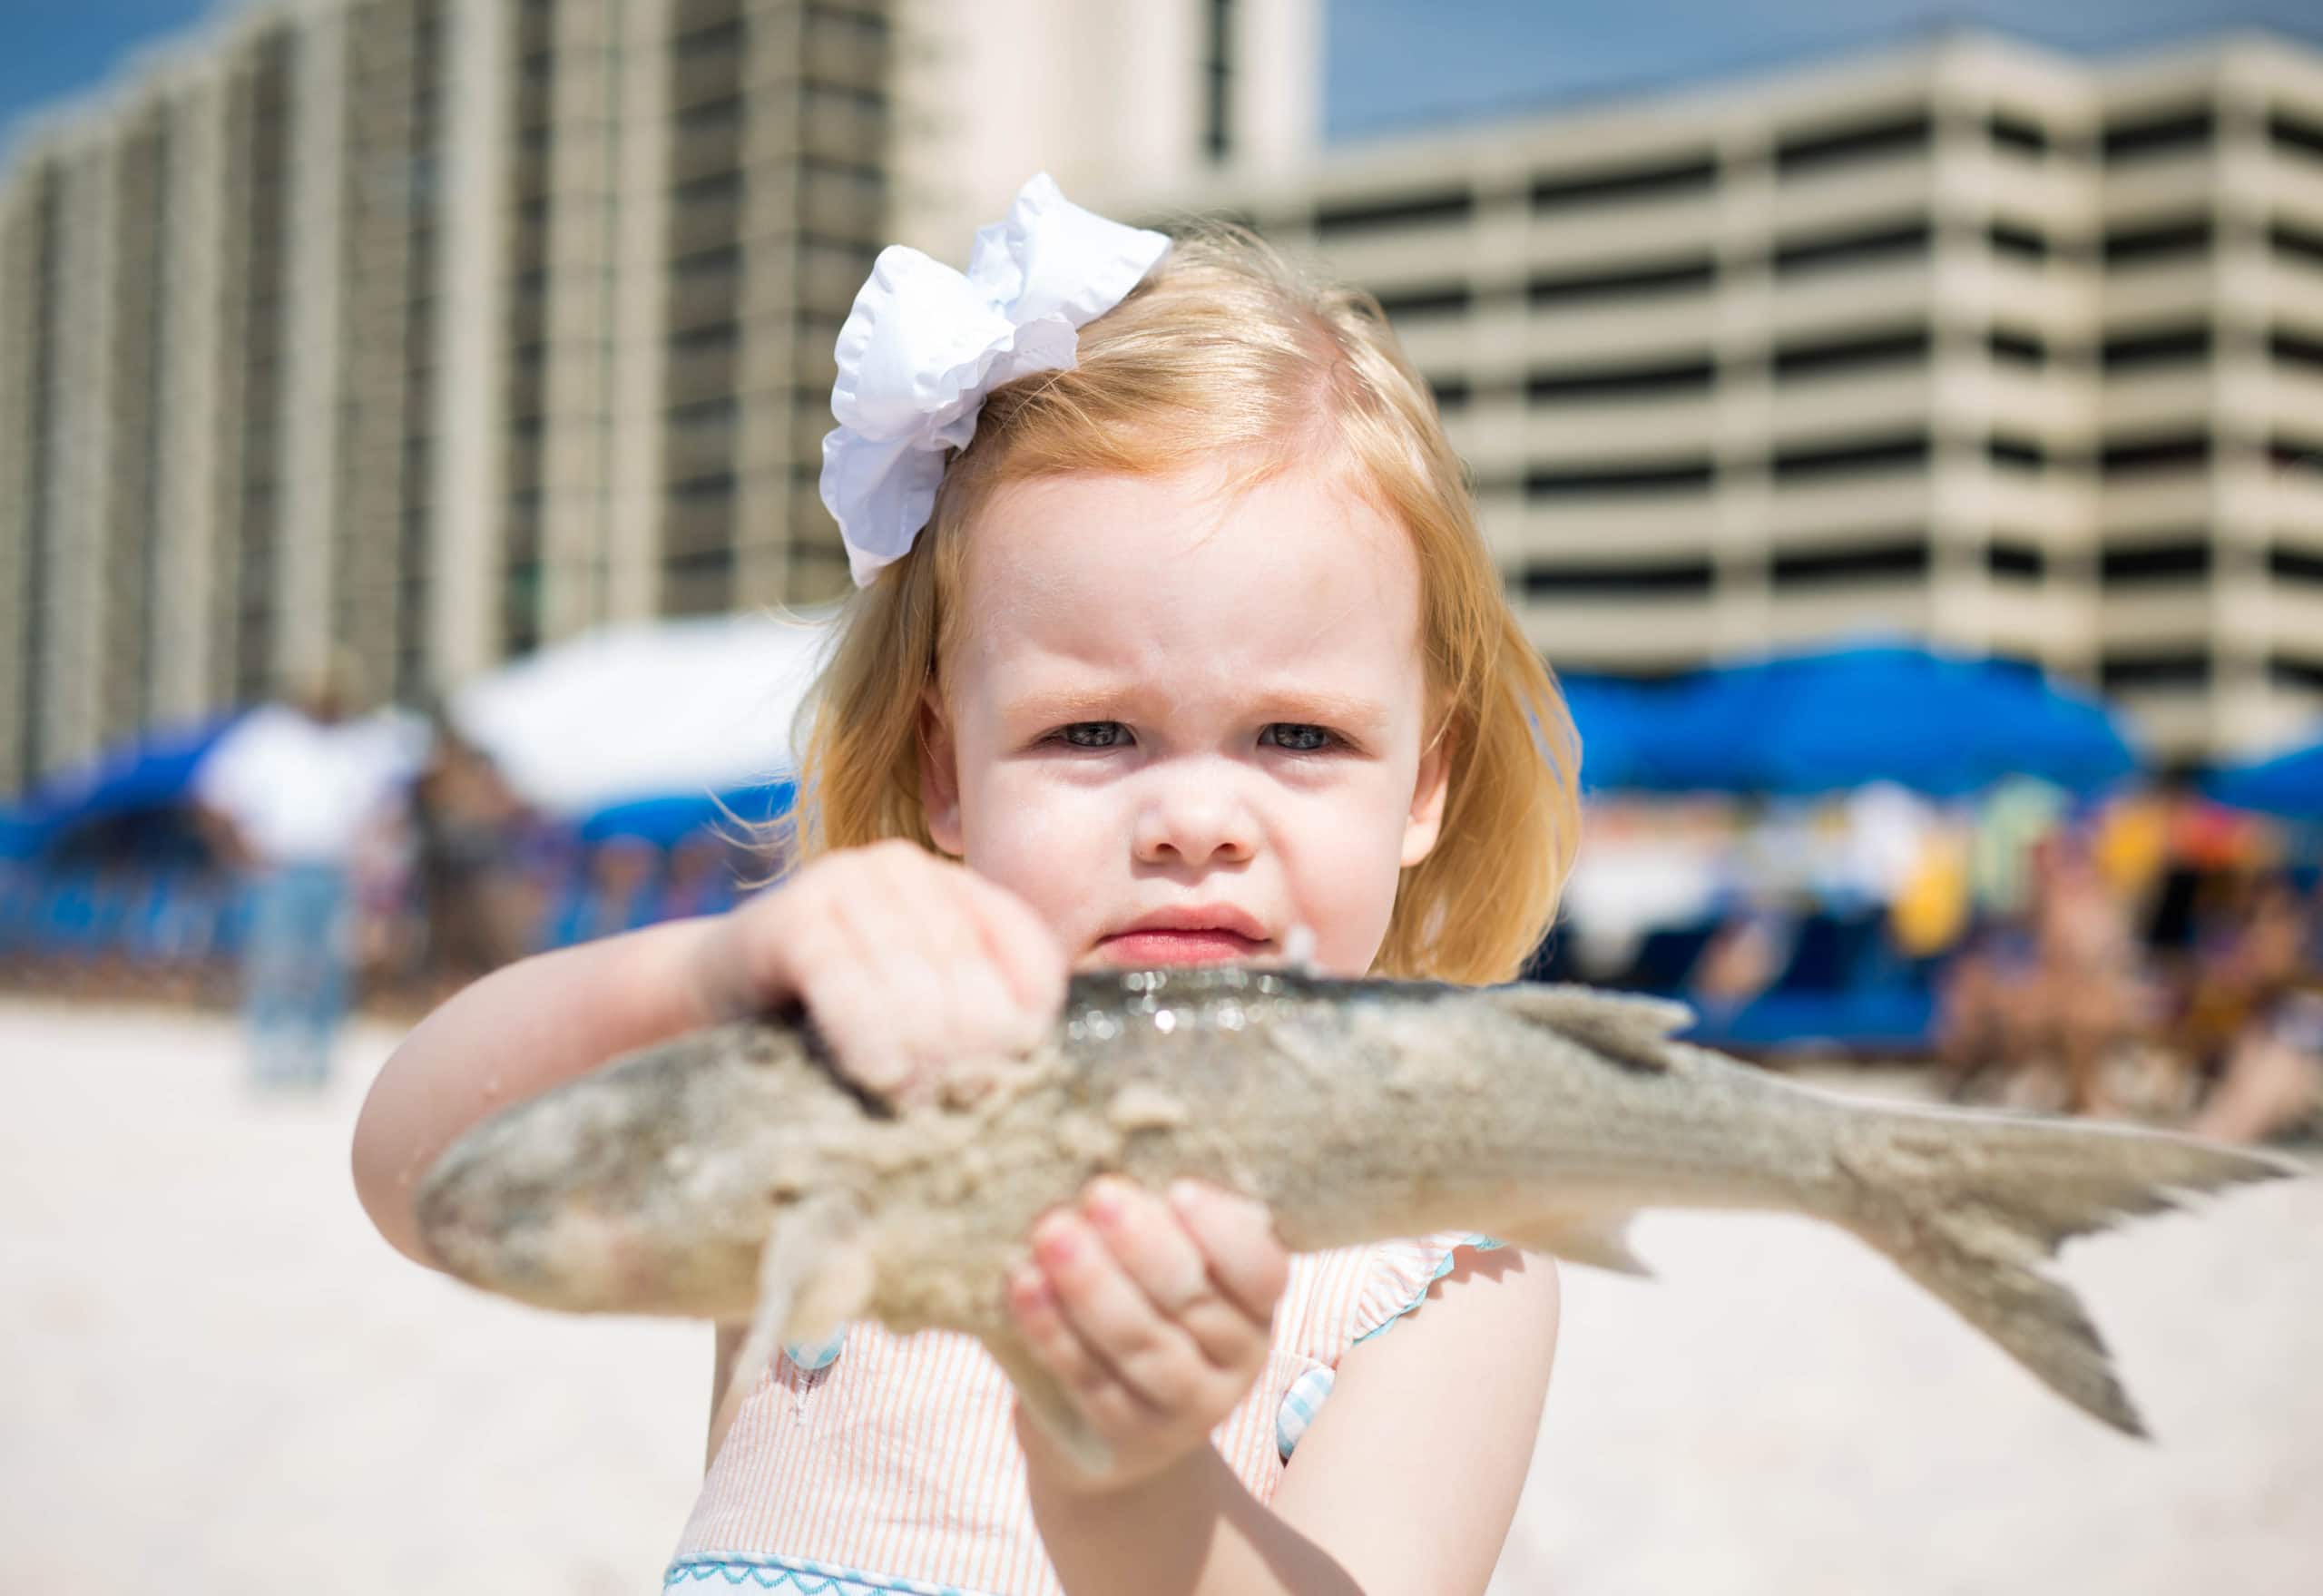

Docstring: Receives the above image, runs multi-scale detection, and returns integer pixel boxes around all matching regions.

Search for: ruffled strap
[1350,1232,1505,1346]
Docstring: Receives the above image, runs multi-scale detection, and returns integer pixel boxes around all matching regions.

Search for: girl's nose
[1132,776,1259,869]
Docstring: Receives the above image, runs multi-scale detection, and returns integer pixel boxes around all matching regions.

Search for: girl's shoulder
[1262,1233,1505,1465]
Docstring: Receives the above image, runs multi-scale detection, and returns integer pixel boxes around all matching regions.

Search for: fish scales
[418,967,2298,1457]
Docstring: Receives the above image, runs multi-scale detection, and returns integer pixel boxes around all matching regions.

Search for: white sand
[2,1000,2317,1595]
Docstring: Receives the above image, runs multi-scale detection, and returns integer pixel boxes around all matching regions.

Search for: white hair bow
[818,173,1171,587]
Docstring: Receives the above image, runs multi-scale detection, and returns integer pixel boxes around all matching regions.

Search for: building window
[672,16,744,57]
[1526,355,1713,400]
[1772,326,1927,380]
[2101,434,2210,475]
[1776,113,1930,176]
[1520,559,1714,596]
[1987,111,2049,156]
[2274,220,2323,267]
[1773,220,1929,275]
[2102,217,2210,266]
[2273,328,2323,371]
[1525,457,1714,496]
[1988,220,2050,260]
[1202,0,1233,162]
[1771,538,1931,587]
[2100,651,2210,690]
[2101,541,2210,583]
[2270,435,2323,475]
[1314,187,1471,239]
[1987,435,2047,471]
[2269,543,2323,583]
[2269,654,2323,692]
[1988,327,2048,367]
[1528,255,1714,305]
[2102,107,2212,162]
[1372,283,1472,320]
[1427,377,1471,413]
[1531,152,1715,211]
[1772,434,1929,481]
[1988,541,2045,578]
[2102,324,2211,369]
[2272,109,2323,162]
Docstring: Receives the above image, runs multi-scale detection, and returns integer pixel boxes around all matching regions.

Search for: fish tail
[1829,1107,2296,1438]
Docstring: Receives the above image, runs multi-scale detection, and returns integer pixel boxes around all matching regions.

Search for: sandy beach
[2,997,2317,1594]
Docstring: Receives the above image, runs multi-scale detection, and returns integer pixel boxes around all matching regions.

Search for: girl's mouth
[1095,929,1268,965]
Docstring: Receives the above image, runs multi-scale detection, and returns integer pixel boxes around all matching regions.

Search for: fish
[417,967,2299,1466]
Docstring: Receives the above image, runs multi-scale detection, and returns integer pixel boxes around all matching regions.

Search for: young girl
[354,174,1581,1596]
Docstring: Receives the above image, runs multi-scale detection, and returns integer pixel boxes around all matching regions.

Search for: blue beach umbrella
[1637,641,2138,798]
[1558,673,1680,793]
[576,780,798,850]
[2205,733,2323,819]
[15,710,250,846]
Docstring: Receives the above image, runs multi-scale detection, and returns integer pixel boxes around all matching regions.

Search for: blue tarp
[1559,674,1680,793]
[3,711,249,856]
[575,780,797,849]
[2206,734,2323,819]
[1563,642,2139,798]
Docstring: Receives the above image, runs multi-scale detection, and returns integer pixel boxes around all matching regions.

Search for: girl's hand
[691,839,1068,1102]
[1009,1176,1291,1494]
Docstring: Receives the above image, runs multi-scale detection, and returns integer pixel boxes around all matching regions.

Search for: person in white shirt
[194,668,414,1087]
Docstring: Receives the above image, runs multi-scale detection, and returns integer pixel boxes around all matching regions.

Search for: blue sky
[1329,1,2323,137]
[5,2,2322,150]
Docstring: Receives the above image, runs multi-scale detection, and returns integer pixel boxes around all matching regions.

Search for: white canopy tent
[449,612,838,816]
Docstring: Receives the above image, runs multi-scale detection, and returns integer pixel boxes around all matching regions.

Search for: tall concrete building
[1138,31,2323,761]
[0,0,1317,798]
[0,0,901,795]
[9,12,2316,795]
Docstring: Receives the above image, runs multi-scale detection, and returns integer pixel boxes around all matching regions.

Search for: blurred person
[2027,830,2157,1116]
[193,660,413,1089]
[2186,875,2323,1143]
[354,185,1569,1595]
[544,836,667,948]
[408,715,534,996]
[661,831,742,921]
[1938,830,2156,1116]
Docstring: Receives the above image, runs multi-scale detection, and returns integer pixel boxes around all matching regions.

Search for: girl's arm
[352,840,1067,1268]
[1269,1248,1559,1591]
[1020,1227,1559,1596]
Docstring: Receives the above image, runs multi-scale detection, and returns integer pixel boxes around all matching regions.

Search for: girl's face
[922,461,1450,976]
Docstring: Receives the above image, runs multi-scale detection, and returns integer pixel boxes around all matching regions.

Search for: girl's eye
[1055,721,1130,749]
[1262,723,1337,753]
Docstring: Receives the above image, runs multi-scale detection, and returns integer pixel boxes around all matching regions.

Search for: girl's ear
[919,687,965,857]
[1400,727,1454,868]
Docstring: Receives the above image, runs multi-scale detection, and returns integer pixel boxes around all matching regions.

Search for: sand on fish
[1,999,2316,1595]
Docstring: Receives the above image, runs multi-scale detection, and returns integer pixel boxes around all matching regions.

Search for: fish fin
[1835,1109,2298,1440]
[1507,1209,1653,1278]
[983,1331,1115,1477]
[1487,984,1694,1072]
[710,1197,861,1453]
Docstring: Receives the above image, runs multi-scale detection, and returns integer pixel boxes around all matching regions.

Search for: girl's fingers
[1166,1181,1289,1326]
[1086,1179,1267,1372]
[1010,1233,1162,1439]
[1029,1207,1208,1415]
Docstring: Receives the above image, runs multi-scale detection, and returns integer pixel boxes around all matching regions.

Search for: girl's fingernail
[1083,1178,1127,1226]
[1166,1180,1203,1216]
[1009,1264,1049,1307]
[1034,1214,1079,1264]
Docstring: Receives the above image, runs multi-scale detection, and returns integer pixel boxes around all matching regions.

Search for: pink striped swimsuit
[666,1232,1495,1595]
